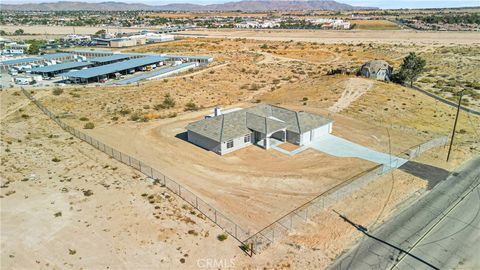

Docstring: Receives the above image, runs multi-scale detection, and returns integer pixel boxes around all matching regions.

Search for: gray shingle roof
[361,60,391,73]
[187,104,332,143]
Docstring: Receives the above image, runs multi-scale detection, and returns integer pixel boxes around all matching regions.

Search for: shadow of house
[399,161,450,189]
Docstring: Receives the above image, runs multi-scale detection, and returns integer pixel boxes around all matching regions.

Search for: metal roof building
[40,53,73,60]
[30,61,93,77]
[69,50,114,58]
[1,53,74,71]
[89,54,133,65]
[167,55,214,64]
[1,57,41,66]
[114,62,196,85]
[63,55,167,83]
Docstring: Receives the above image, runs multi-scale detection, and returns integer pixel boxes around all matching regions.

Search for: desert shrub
[54,211,62,217]
[302,97,309,101]
[111,116,119,121]
[83,122,95,129]
[83,190,93,196]
[119,108,131,116]
[217,233,228,241]
[184,101,199,111]
[52,157,61,162]
[155,94,176,110]
[52,88,63,96]
[129,113,140,121]
[21,114,29,119]
[79,117,89,121]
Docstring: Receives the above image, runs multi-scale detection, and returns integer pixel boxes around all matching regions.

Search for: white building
[63,34,91,43]
[186,104,333,155]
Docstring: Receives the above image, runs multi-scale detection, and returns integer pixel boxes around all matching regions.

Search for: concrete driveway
[309,134,407,169]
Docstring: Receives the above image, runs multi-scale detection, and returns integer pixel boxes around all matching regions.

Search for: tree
[397,52,426,87]
[14,29,24,35]
[25,39,45,54]
[94,29,106,37]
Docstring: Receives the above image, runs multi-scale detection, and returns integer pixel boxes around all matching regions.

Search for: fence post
[214,210,217,223]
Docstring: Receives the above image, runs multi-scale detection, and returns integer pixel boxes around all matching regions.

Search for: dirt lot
[2,34,479,269]
[352,20,402,30]
[180,28,480,45]
[62,103,427,232]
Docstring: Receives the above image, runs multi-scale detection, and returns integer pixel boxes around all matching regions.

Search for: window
[244,134,251,143]
[226,140,234,149]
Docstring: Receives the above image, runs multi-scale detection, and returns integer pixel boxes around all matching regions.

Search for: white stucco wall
[220,133,253,155]
[187,130,221,154]
[300,122,333,145]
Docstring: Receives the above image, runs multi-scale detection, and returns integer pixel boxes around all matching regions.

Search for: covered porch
[253,128,287,149]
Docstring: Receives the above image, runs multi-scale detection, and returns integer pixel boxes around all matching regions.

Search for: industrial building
[30,61,93,78]
[167,55,214,64]
[0,53,74,71]
[89,54,135,66]
[62,55,167,83]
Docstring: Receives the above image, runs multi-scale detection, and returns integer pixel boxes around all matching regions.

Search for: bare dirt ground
[328,78,373,113]
[2,35,479,269]
[180,29,480,45]
[0,91,241,269]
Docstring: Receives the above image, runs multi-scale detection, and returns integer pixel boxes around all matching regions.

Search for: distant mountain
[1,0,377,11]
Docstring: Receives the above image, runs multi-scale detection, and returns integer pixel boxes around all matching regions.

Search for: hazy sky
[4,0,480,9]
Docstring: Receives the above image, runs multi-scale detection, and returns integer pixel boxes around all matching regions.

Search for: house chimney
[214,107,222,116]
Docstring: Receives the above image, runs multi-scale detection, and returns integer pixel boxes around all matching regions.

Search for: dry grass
[352,20,402,30]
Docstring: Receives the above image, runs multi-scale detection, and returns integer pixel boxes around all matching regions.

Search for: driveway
[309,134,408,169]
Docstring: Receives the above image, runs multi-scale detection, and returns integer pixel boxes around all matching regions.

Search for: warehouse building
[0,53,74,71]
[62,55,167,83]
[30,61,93,78]
[167,55,214,65]
[89,54,134,66]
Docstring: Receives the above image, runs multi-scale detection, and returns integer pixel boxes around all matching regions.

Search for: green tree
[14,29,24,35]
[25,39,45,54]
[94,29,106,37]
[397,52,426,87]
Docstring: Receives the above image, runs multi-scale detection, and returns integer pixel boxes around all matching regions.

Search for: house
[186,104,334,155]
[360,60,393,81]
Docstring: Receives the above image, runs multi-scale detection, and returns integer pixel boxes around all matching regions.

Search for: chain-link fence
[407,136,448,159]
[21,88,250,244]
[22,88,449,255]
[243,136,449,254]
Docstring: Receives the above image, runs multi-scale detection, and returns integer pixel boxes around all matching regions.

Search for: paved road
[329,155,480,270]
[411,85,480,116]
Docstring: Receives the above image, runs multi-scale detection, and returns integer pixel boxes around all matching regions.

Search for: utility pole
[446,90,464,162]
